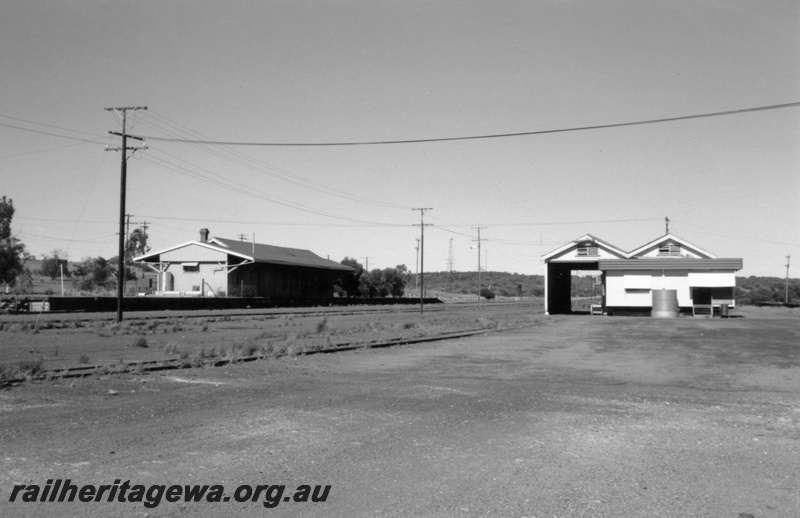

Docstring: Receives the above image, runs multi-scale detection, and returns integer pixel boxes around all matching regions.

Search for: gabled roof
[210,237,352,271]
[134,237,353,272]
[541,233,628,261]
[627,233,716,259]
[133,241,236,261]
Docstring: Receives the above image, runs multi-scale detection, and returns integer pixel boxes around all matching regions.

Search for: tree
[73,256,116,292]
[0,196,28,287]
[383,265,409,297]
[125,227,149,263]
[40,249,70,280]
[337,257,365,297]
[361,265,409,298]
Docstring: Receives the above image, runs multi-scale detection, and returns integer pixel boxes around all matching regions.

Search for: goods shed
[134,229,353,299]
[542,233,742,315]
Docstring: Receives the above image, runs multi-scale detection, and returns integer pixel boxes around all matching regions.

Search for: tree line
[335,257,410,298]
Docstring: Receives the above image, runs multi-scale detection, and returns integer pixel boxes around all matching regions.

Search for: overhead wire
[0,121,107,144]
[139,102,800,146]
[140,110,412,210]
[140,150,407,227]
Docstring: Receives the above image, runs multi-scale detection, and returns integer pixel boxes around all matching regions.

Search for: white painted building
[542,233,743,315]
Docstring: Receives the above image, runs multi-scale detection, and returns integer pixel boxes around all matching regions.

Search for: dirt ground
[1,305,799,517]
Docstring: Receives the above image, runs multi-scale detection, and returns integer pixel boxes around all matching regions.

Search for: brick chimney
[200,228,209,243]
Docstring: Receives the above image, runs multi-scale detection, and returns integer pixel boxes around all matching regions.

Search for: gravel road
[2,309,799,517]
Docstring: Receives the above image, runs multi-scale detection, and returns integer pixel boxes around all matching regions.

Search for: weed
[226,345,241,363]
[16,356,44,378]
[316,317,329,334]
[78,354,90,365]
[259,342,273,357]
[190,349,207,367]
[242,340,259,358]
[270,342,287,358]
[132,337,149,348]
[164,341,179,355]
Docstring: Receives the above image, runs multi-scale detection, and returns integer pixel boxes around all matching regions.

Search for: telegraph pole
[447,238,454,292]
[138,220,151,251]
[413,208,432,314]
[124,213,132,295]
[472,227,486,309]
[415,238,420,296]
[786,255,792,304]
[105,106,147,322]
[362,257,373,272]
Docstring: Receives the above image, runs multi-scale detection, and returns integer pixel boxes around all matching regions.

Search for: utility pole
[472,227,486,309]
[413,208,432,314]
[447,238,454,292]
[125,214,132,246]
[237,234,248,242]
[105,106,147,323]
[138,220,151,251]
[786,255,792,304]
[124,213,132,295]
[415,238,420,296]
[362,257,373,272]
[665,217,670,234]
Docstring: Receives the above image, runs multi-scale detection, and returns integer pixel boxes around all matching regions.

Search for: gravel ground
[1,307,799,517]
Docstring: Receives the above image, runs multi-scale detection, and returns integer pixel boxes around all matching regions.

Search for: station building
[542,233,742,315]
[134,229,353,299]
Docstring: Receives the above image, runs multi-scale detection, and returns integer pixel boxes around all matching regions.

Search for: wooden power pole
[413,208,432,314]
[105,106,147,322]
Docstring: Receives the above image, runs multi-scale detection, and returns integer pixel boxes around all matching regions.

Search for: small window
[183,262,200,273]
[658,243,681,256]
[577,245,599,257]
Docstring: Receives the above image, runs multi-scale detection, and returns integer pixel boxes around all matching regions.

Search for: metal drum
[651,289,679,318]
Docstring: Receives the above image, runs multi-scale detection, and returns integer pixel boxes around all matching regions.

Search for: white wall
[171,263,226,294]
[606,270,692,307]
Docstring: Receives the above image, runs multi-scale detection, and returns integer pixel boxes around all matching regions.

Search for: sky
[1,0,798,278]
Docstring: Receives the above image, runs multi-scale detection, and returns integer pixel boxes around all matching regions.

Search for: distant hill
[419,271,544,297]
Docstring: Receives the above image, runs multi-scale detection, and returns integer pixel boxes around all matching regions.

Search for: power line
[139,102,800,146]
[141,151,401,227]
[0,121,107,143]
[139,110,411,210]
[0,114,107,137]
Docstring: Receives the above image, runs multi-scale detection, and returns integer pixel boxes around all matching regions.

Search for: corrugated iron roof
[211,238,353,271]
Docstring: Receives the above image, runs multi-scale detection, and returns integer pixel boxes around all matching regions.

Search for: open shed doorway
[545,262,603,315]
[570,270,603,314]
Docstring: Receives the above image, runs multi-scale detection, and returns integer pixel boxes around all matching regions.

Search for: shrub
[132,337,148,348]
[316,317,329,334]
